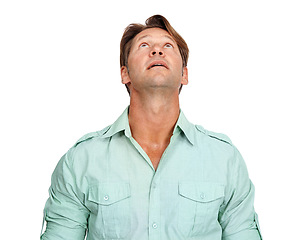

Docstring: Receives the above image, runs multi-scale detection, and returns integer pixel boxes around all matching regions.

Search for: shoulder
[194,125,239,167]
[63,125,112,165]
[72,125,112,147]
[195,124,233,146]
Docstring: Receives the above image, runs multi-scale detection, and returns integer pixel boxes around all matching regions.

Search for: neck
[128,90,180,145]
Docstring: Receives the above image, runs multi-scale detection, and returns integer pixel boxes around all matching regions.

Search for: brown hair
[120,15,189,93]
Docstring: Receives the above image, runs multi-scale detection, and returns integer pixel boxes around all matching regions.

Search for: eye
[164,43,173,48]
[139,43,149,48]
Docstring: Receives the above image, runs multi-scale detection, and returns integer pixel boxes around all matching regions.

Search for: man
[41,15,262,240]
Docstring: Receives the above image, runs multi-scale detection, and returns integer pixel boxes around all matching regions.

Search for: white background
[1,0,307,239]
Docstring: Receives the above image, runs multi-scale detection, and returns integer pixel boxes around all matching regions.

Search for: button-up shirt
[41,107,262,240]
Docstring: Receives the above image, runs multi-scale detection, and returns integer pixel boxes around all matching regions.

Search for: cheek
[169,52,183,67]
[173,59,184,73]
[127,54,145,70]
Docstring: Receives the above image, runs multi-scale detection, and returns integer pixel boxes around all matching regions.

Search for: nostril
[159,52,163,55]
[152,51,156,55]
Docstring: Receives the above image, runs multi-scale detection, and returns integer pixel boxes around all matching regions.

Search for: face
[121,28,188,94]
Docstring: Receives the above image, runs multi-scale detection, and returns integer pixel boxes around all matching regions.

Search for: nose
[151,50,164,56]
[150,45,164,57]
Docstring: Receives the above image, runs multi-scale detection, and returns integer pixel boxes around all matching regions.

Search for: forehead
[133,28,176,43]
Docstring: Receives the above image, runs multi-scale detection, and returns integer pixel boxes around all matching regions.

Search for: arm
[41,150,89,240]
[219,147,262,240]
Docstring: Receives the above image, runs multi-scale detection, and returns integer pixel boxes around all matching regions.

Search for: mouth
[147,61,168,70]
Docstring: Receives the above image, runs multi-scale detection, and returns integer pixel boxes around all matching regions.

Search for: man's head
[120,15,189,94]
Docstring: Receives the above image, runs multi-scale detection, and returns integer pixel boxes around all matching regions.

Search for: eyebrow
[136,34,176,44]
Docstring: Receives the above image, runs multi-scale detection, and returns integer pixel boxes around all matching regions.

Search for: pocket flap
[179,182,225,203]
[88,182,131,205]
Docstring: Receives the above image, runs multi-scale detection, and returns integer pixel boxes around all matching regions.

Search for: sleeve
[219,147,262,240]
[40,149,89,240]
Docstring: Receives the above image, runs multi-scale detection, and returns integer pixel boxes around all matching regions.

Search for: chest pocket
[178,182,225,237]
[87,182,131,239]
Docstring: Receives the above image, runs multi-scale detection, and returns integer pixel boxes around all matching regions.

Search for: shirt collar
[103,106,131,138]
[174,110,195,145]
[103,106,195,145]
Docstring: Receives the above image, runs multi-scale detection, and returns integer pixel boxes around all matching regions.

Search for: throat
[140,141,170,170]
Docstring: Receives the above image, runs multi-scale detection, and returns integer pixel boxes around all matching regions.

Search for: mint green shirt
[41,107,262,240]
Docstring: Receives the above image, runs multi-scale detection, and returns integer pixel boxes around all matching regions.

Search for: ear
[121,66,131,84]
[181,67,188,85]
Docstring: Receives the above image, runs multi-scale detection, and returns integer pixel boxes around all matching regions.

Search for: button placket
[148,175,161,239]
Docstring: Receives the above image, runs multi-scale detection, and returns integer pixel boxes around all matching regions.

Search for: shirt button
[200,193,205,199]
[152,223,158,229]
[104,195,109,201]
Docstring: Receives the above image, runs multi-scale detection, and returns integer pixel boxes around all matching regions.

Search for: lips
[147,60,168,69]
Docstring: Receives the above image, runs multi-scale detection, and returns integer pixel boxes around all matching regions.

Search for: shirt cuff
[40,221,86,240]
[222,213,262,240]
